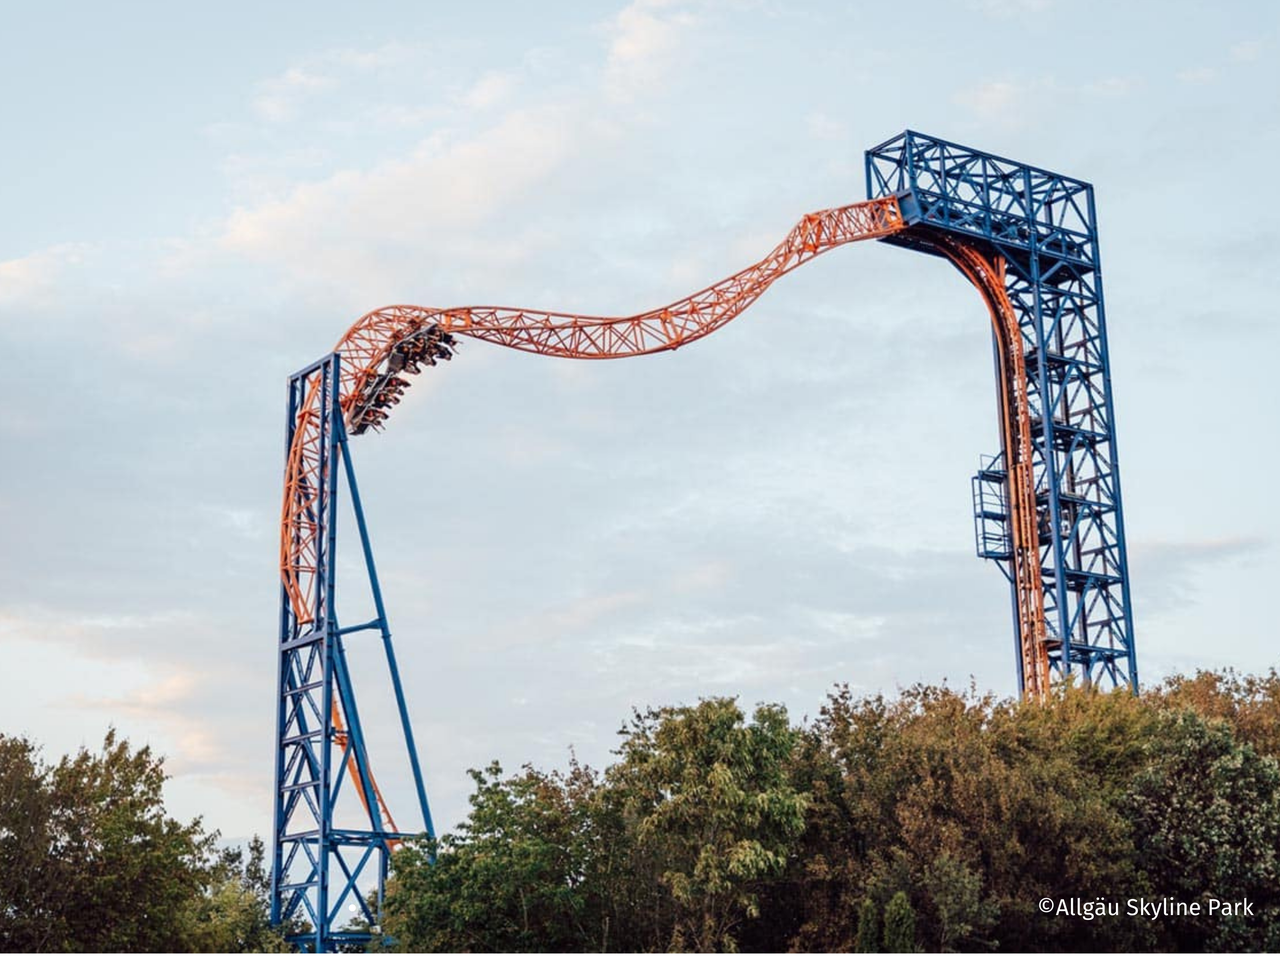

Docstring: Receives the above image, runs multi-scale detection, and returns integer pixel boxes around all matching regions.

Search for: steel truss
[273,355,434,953]
[271,130,1138,948]
[866,130,1137,690]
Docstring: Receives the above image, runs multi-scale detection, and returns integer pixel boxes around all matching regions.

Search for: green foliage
[0,729,281,952]
[383,697,807,952]
[604,698,808,951]
[1155,669,1280,758]
[855,897,880,952]
[1125,710,1280,950]
[921,854,996,952]
[182,836,289,952]
[377,669,1280,953]
[382,760,601,952]
[0,729,212,950]
[12,667,1278,952]
[7,667,1259,953]
[883,890,917,952]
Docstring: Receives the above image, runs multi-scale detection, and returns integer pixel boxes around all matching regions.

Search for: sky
[1,0,1277,846]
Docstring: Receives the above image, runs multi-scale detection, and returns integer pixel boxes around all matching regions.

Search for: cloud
[951,79,1025,121]
[461,71,515,110]
[1176,66,1218,85]
[0,606,205,666]
[196,8,709,302]
[1130,536,1268,617]
[0,243,92,309]
[603,0,699,103]
[73,670,231,773]
[0,605,268,813]
[951,74,1142,126]
[1230,40,1262,63]
[481,589,650,650]
[968,0,1052,16]
[326,41,427,72]
[806,111,850,142]
[252,67,335,122]
[1083,76,1143,97]
[217,102,580,296]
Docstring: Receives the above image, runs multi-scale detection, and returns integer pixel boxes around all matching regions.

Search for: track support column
[272,353,434,951]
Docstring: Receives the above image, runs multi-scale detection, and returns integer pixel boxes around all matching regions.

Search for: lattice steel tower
[866,131,1136,690]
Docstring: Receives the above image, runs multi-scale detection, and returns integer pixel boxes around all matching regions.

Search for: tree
[379,669,1280,953]
[788,682,1156,952]
[0,734,55,949]
[602,698,808,951]
[1124,711,1280,950]
[883,891,917,952]
[0,729,227,952]
[921,854,996,952]
[382,760,602,952]
[1155,669,1280,759]
[855,897,881,952]
[182,836,288,952]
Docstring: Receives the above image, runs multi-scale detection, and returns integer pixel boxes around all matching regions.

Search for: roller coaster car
[352,330,460,435]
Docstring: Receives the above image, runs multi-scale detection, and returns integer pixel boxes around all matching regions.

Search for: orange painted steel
[280,192,1052,830]
[279,195,906,630]
[330,701,401,841]
[922,235,1051,697]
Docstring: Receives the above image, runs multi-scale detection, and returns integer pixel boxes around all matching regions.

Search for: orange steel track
[924,237,1051,695]
[279,193,1051,826]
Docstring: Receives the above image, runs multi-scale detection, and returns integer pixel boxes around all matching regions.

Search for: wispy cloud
[1176,66,1219,85]
[603,0,699,103]
[806,111,850,142]
[1083,76,1143,96]
[1129,536,1268,616]
[461,71,516,110]
[968,0,1052,17]
[74,670,232,773]
[252,67,335,122]
[217,102,580,298]
[951,79,1025,121]
[326,40,427,72]
[1230,40,1263,62]
[0,243,93,309]
[209,6,705,301]
[952,73,1144,126]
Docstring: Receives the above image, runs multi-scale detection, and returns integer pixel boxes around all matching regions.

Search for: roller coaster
[271,131,1137,950]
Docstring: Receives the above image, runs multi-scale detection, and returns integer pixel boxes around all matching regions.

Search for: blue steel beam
[339,426,436,839]
[272,353,434,952]
[866,130,1137,692]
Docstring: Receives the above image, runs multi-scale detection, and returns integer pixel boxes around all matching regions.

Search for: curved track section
[922,235,1050,696]
[276,194,1056,840]
[280,196,905,627]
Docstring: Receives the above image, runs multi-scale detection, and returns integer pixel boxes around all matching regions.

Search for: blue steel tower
[866,131,1137,691]
[273,355,435,952]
